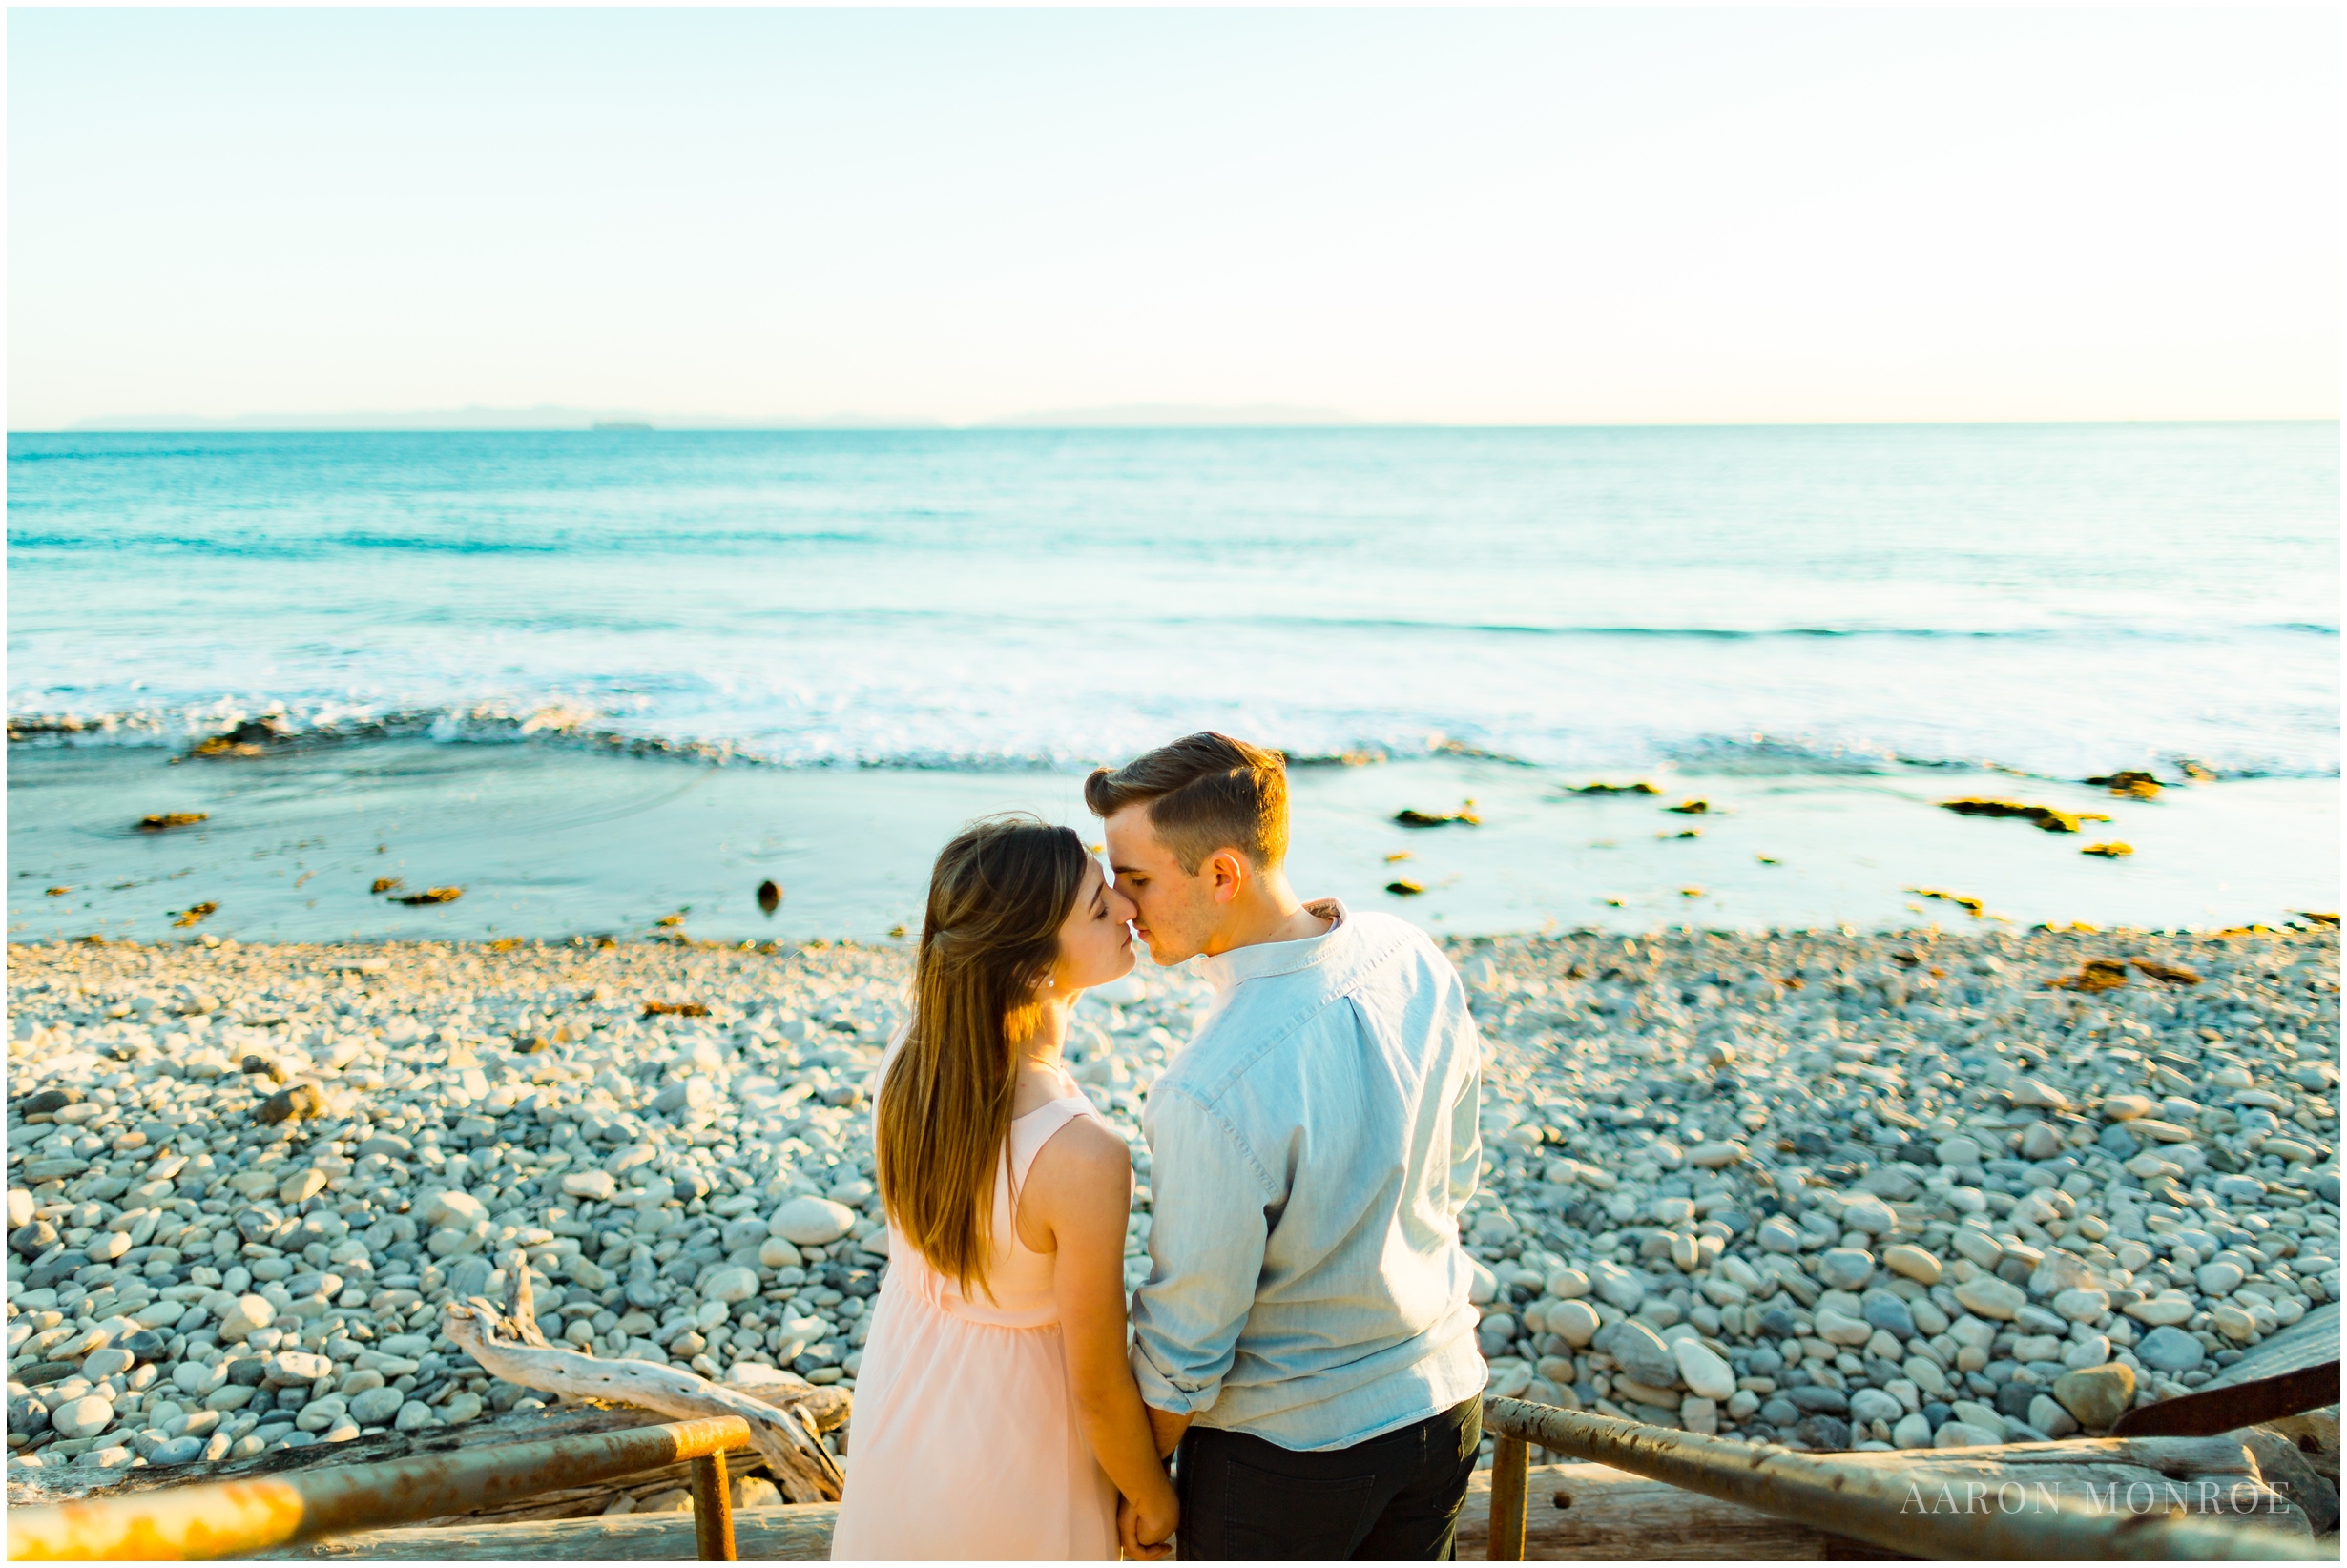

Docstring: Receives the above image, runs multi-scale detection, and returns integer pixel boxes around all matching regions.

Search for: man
[1086,732,1486,1560]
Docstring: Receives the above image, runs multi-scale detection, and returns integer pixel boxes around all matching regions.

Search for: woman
[831,816,1179,1560]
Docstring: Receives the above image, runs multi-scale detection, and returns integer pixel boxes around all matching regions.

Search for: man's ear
[1208,849,1247,906]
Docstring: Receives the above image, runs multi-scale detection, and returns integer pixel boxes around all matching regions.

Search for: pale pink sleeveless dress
[830,1071,1122,1560]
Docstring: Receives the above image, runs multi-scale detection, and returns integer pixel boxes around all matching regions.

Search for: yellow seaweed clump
[1937,798,2112,834]
[2084,770,2162,799]
[1394,805,1480,828]
[2046,959,2129,993]
[2081,842,2133,858]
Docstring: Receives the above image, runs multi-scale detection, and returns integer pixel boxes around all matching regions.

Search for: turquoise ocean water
[10,423,2337,780]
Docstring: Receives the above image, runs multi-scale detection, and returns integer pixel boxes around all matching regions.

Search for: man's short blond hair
[1083,732,1289,875]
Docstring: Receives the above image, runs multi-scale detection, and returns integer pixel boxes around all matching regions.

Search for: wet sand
[8,743,2337,945]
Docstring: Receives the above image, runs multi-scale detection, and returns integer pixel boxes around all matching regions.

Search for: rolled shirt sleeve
[1127,1086,1275,1416]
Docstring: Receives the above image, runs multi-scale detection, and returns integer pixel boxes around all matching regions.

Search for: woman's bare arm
[1022,1118,1179,1546]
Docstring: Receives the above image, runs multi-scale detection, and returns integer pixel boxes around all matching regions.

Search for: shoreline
[9,743,2337,946]
[6,924,2337,1484]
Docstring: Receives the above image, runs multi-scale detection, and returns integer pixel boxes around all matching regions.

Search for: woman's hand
[1031,1117,1185,1557]
[1118,1487,1177,1560]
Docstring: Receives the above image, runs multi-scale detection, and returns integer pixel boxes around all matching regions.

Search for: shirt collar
[1194,897,1350,995]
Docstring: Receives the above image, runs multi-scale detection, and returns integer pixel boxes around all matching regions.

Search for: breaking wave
[7,698,2330,784]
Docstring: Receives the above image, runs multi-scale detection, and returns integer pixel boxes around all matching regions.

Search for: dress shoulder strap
[1008,1094,1101,1187]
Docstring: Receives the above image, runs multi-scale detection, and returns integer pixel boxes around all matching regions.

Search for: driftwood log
[256,1432,2312,1560]
[441,1249,844,1503]
[2204,1302,2339,1390]
[253,1505,839,1560]
[1,1399,850,1521]
[3,1403,659,1510]
[1456,1434,2310,1559]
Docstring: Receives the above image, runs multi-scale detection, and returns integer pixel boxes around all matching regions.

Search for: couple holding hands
[832,733,1489,1561]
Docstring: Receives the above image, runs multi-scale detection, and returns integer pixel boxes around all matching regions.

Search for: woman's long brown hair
[875,815,1089,1299]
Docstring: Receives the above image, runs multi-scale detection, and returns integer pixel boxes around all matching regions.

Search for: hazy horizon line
[22,402,2340,435]
[42,402,1364,434]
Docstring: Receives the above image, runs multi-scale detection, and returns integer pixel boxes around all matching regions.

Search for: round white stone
[81,1348,135,1380]
[704,1266,760,1304]
[2052,1289,2109,1324]
[769,1197,856,1247]
[217,1294,276,1341]
[1950,1229,2004,1268]
[279,1168,329,1206]
[1883,1245,1942,1285]
[267,1351,334,1385]
[1672,1338,1735,1400]
[2123,1293,2196,1327]
[1466,1258,1498,1307]
[297,1394,349,1432]
[51,1394,116,1441]
[2195,1261,2246,1297]
[148,1434,206,1465]
[1547,1299,1601,1348]
[1545,1268,1590,1300]
[1952,1277,2025,1321]
[1842,1197,1896,1235]
[1935,1136,1982,1167]
[1814,1308,1874,1346]
[2210,1303,2258,1342]
[173,1361,228,1397]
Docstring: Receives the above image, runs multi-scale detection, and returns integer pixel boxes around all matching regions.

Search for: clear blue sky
[8,8,2337,427]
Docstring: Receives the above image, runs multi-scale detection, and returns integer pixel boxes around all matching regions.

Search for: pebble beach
[5,920,2337,1484]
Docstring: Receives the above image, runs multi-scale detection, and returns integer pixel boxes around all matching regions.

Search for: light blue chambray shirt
[1127,898,1487,1453]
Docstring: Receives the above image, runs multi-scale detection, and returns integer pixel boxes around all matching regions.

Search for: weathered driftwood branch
[3,1404,657,1511]
[721,1367,854,1435]
[441,1251,844,1503]
[255,1506,840,1560]
[257,1435,2318,1562]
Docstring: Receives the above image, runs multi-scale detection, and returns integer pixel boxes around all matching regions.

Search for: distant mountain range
[54,402,1365,433]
